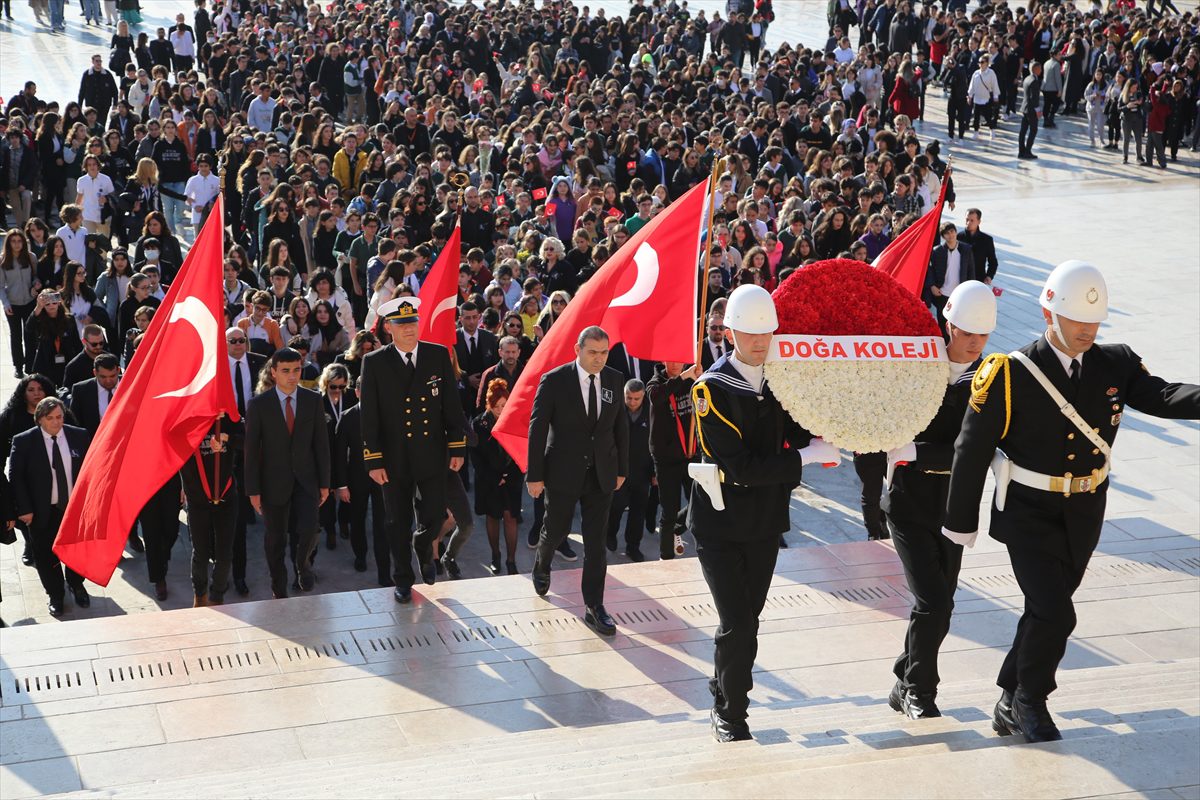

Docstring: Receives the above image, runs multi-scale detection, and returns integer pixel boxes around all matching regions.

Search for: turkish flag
[54,196,238,585]
[417,222,461,349]
[493,180,709,471]
[870,170,950,298]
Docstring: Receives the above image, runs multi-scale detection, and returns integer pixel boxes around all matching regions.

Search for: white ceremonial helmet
[1040,260,1108,348]
[723,284,778,335]
[943,280,997,335]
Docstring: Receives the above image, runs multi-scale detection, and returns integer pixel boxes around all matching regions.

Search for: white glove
[800,438,841,466]
[941,526,979,548]
[887,442,917,467]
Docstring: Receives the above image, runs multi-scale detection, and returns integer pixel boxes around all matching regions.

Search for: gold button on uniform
[1092,448,1100,455]
[1067,433,1075,440]
[1067,454,1076,461]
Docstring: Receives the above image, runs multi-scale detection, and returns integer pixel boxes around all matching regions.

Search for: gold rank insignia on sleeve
[970,353,1012,439]
[363,448,382,461]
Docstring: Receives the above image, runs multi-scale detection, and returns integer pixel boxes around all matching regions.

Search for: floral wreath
[764,259,949,454]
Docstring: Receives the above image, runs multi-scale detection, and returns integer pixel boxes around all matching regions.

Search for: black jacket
[0,143,40,191]
[527,362,630,495]
[884,359,979,525]
[332,403,368,491]
[687,356,810,542]
[244,386,331,502]
[946,336,1200,567]
[607,342,657,385]
[455,328,499,414]
[79,68,118,113]
[923,242,979,304]
[625,404,653,482]
[647,365,695,465]
[957,228,998,281]
[67,378,113,436]
[359,342,468,482]
[8,424,91,522]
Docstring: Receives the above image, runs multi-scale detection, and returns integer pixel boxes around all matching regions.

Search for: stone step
[46,658,1199,800]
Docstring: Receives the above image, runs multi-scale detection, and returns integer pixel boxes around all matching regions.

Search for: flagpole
[693,161,722,366]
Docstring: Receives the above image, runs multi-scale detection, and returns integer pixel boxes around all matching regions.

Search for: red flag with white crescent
[870,169,950,298]
[417,222,461,349]
[53,196,238,585]
[493,180,709,472]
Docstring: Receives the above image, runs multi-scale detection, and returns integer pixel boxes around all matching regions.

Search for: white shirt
[396,344,417,369]
[461,329,478,353]
[576,361,601,411]
[42,428,75,506]
[245,319,270,342]
[76,172,114,223]
[57,224,88,264]
[1044,332,1081,378]
[729,351,765,395]
[169,28,196,57]
[708,338,727,363]
[97,382,114,419]
[947,360,973,384]
[942,246,962,295]
[229,355,254,400]
[185,172,220,211]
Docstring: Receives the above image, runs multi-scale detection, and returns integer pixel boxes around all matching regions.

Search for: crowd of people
[0,0,1196,622]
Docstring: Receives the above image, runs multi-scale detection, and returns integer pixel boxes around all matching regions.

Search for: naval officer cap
[379,296,421,324]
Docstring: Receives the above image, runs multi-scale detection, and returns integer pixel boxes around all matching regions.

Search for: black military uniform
[946,335,1200,737]
[181,418,244,604]
[333,403,390,586]
[884,358,980,714]
[647,364,695,559]
[606,399,652,560]
[360,335,467,596]
[688,354,810,737]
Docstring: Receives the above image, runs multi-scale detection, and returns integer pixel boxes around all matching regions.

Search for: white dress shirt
[708,338,726,363]
[942,246,962,295]
[97,382,114,419]
[229,355,254,401]
[1044,332,1081,378]
[42,428,75,506]
[396,344,417,369]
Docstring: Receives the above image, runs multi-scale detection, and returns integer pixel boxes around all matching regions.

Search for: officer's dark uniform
[360,326,467,593]
[647,364,694,560]
[946,335,1200,710]
[332,403,390,586]
[884,358,980,704]
[181,418,245,603]
[687,355,809,730]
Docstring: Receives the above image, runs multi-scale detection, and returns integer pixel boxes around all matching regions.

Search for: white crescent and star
[153,296,219,399]
[610,242,660,308]
[428,294,457,329]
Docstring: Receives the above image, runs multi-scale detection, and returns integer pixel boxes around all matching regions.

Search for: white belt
[1008,462,1109,497]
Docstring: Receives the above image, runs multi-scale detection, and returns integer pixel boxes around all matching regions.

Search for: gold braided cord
[969,353,1012,438]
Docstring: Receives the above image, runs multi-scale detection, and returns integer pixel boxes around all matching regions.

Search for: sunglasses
[328,383,347,390]
[227,337,247,344]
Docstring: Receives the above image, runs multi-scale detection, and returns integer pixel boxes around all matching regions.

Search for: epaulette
[969,353,1011,439]
[691,381,742,457]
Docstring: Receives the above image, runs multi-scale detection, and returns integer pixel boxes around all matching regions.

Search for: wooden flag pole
[693,160,723,366]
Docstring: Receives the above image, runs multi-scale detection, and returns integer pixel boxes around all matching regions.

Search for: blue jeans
[83,0,101,21]
[48,0,65,28]
[161,182,187,239]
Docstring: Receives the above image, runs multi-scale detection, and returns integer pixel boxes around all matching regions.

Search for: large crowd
[0,0,1197,619]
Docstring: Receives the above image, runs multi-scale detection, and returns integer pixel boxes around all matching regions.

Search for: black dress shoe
[72,587,91,608]
[21,546,35,567]
[606,533,618,552]
[992,689,1016,736]
[394,586,412,604]
[625,548,645,562]
[442,555,462,579]
[556,540,578,561]
[710,708,753,743]
[584,605,616,636]
[506,560,518,575]
[154,580,168,601]
[353,556,368,572]
[1010,691,1063,743]
[128,533,145,553]
[533,572,551,597]
[235,578,250,596]
[48,600,65,617]
[490,554,502,574]
[298,572,316,592]
[419,560,437,585]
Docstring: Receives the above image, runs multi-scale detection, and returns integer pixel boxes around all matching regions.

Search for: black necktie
[587,374,598,426]
[51,435,69,511]
[467,335,475,359]
[1069,359,1081,389]
[716,342,724,359]
[405,352,414,371]
[234,360,246,417]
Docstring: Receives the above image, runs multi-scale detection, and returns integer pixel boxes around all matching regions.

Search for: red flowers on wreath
[772,259,941,338]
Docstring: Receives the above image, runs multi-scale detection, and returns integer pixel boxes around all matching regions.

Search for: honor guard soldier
[944,261,1200,743]
[687,285,841,742]
[884,281,998,719]
[359,297,468,604]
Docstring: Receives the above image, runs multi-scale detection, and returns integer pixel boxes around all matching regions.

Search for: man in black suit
[737,119,768,173]
[923,222,979,332]
[454,301,499,419]
[226,326,267,596]
[244,348,331,599]
[360,297,468,603]
[67,353,121,436]
[7,397,92,617]
[61,324,111,390]
[958,208,1000,284]
[527,326,630,636]
[606,379,652,562]
[607,341,657,385]
[699,311,729,370]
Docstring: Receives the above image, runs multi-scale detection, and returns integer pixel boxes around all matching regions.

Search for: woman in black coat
[36,113,67,222]
[472,379,525,576]
[23,293,82,388]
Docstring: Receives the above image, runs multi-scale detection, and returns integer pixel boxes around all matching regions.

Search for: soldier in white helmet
[944,261,1200,743]
[884,280,998,720]
[687,284,841,742]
